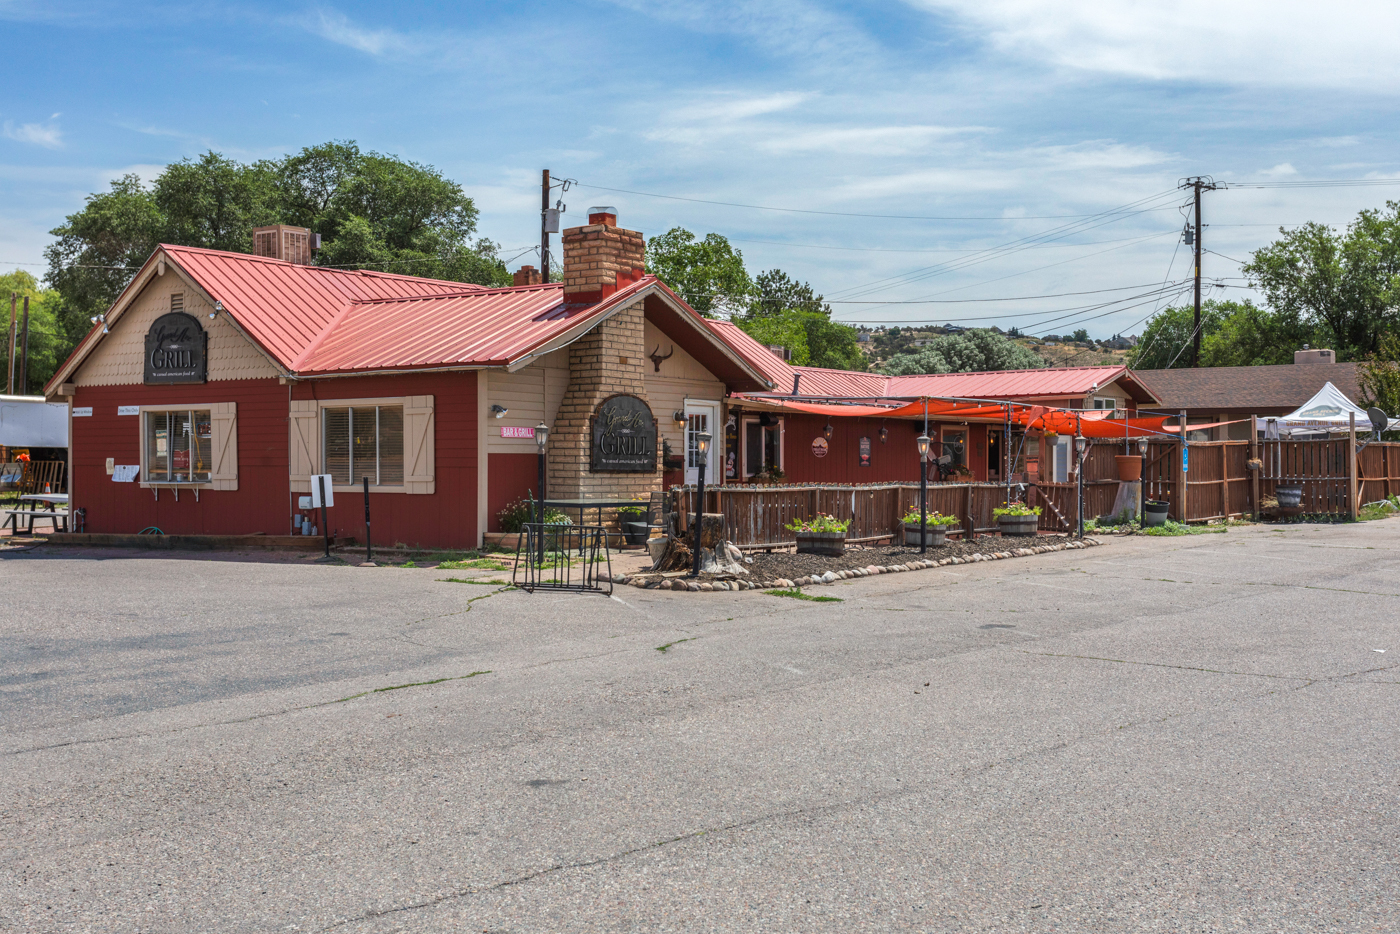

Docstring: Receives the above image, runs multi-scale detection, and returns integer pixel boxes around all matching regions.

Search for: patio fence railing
[674,435,1400,547]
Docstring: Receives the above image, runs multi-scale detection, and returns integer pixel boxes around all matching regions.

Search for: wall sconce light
[673,410,686,426]
[91,313,109,334]
[208,301,224,320]
[490,404,509,418]
[824,420,834,440]
[879,424,888,444]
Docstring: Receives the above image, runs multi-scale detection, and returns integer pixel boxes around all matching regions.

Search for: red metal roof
[708,317,1145,403]
[164,245,477,369]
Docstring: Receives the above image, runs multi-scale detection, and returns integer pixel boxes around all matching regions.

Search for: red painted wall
[292,372,480,549]
[487,452,539,532]
[72,379,290,535]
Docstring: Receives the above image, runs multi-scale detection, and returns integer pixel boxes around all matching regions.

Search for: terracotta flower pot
[1115,454,1143,482]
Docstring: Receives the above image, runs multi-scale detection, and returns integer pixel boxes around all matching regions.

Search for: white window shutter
[210,402,239,491]
[289,399,320,492]
[404,395,435,495]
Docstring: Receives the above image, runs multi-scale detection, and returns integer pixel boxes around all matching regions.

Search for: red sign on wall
[859,436,871,467]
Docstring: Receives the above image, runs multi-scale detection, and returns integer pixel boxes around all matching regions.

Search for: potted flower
[993,502,1041,536]
[786,513,850,556]
[755,465,786,486]
[618,503,649,546]
[900,509,959,547]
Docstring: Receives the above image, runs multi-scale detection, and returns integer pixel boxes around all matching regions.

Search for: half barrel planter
[902,522,948,548]
[997,514,1039,536]
[796,531,846,557]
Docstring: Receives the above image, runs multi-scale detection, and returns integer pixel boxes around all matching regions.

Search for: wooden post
[1220,442,1230,519]
[1250,416,1260,520]
[1349,412,1359,520]
[1178,409,1188,522]
[963,482,975,539]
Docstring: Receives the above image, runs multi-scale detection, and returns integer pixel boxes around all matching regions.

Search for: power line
[827,280,1181,305]
[1224,176,1400,188]
[724,231,1163,254]
[573,181,1183,221]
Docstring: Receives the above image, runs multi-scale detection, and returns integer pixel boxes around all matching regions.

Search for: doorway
[684,400,721,486]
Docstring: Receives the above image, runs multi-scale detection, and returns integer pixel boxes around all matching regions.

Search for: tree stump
[650,512,726,573]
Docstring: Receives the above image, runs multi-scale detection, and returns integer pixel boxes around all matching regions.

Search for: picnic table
[4,493,70,534]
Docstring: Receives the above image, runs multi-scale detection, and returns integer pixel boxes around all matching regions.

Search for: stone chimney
[252,225,317,265]
[561,207,645,304]
[513,265,542,287]
[1294,345,1336,365]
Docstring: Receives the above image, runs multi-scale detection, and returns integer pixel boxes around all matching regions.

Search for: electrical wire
[572,181,1183,221]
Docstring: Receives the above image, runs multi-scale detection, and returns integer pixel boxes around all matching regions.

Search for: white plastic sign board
[298,495,313,509]
[72,407,92,417]
[112,465,139,482]
[310,475,334,508]
[117,405,139,416]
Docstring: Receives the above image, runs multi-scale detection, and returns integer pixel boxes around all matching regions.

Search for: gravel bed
[743,535,1072,581]
[609,533,1093,592]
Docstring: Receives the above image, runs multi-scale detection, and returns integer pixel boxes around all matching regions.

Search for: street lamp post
[691,429,712,577]
[535,422,550,564]
[916,432,932,554]
[1137,436,1149,527]
[1074,434,1087,539]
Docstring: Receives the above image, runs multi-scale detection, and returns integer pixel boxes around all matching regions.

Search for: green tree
[1071,327,1090,343]
[1129,299,1309,369]
[880,329,1045,375]
[748,268,830,317]
[1244,204,1400,360]
[0,271,66,393]
[1128,302,1229,369]
[1358,332,1400,420]
[645,228,753,317]
[43,142,511,356]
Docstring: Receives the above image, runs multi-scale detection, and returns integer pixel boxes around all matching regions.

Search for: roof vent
[252,225,314,265]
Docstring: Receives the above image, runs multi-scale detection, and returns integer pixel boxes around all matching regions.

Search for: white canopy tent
[0,395,69,447]
[1265,381,1386,436]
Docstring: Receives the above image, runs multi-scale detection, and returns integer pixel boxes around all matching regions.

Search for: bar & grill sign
[590,394,656,472]
[144,312,207,384]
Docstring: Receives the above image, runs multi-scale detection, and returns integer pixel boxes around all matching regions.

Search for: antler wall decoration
[649,345,675,372]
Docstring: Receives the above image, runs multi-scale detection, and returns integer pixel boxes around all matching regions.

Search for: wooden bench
[2,509,69,534]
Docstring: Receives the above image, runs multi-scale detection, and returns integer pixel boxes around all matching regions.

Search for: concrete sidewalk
[2,521,1397,932]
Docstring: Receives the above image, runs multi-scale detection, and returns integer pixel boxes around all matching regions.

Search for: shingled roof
[1133,363,1363,413]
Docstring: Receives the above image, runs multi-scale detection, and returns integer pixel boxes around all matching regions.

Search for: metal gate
[512,523,613,594]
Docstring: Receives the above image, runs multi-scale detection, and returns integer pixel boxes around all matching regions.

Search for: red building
[46,207,1161,548]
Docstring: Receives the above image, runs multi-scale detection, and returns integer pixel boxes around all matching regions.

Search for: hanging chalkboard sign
[144,312,208,384]
[590,394,657,472]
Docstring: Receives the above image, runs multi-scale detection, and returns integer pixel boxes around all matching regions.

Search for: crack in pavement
[1020,650,1400,685]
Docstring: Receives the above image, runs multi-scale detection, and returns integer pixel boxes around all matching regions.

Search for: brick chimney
[1294,345,1336,364]
[513,264,542,286]
[252,225,317,265]
[561,207,645,304]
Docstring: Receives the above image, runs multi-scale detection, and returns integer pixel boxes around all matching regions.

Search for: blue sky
[2,0,1398,339]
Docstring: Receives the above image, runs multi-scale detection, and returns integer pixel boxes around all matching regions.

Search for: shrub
[497,498,572,533]
[617,505,647,520]
[993,503,1042,517]
[784,513,850,534]
[900,509,959,525]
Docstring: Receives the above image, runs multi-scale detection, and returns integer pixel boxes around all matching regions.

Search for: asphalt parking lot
[3,522,1398,933]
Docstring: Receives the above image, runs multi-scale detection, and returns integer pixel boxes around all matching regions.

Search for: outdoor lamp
[1074,435,1087,457]
[1137,437,1149,454]
[916,433,932,462]
[535,422,549,451]
[491,404,508,418]
[824,421,834,440]
[879,424,888,444]
[673,410,686,426]
[696,429,712,466]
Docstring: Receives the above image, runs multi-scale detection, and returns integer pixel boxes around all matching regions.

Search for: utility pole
[540,169,551,284]
[6,293,15,395]
[1180,176,1220,368]
[19,296,29,395]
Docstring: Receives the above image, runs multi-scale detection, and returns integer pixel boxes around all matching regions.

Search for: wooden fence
[675,482,1013,550]
[676,436,1400,547]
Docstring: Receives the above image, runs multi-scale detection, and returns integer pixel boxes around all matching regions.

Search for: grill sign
[144,312,207,384]
[591,394,657,472]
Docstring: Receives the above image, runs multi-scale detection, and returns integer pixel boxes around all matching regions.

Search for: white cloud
[296,7,418,57]
[3,118,63,149]
[759,125,991,155]
[908,0,1400,89]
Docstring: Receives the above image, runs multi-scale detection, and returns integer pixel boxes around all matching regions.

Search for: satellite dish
[1367,406,1389,433]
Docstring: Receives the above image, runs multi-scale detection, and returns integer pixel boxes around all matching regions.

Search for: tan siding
[75,273,280,386]
[486,349,568,453]
[646,376,726,462]
[642,321,718,382]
